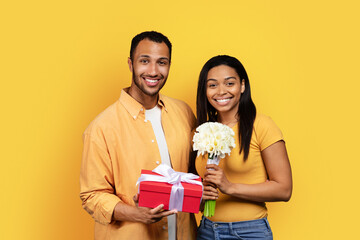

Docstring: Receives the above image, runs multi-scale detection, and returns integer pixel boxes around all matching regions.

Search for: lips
[143,77,160,87]
[214,97,232,106]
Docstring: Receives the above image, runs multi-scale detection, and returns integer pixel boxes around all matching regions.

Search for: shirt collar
[158,94,168,112]
[119,88,168,120]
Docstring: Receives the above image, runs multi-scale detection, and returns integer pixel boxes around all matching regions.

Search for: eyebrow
[206,78,217,82]
[206,76,237,82]
[139,55,169,61]
[225,76,237,80]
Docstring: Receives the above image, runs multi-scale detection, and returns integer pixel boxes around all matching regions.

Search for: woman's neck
[217,111,238,128]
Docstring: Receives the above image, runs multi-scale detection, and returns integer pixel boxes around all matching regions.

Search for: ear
[128,57,133,72]
[241,79,245,93]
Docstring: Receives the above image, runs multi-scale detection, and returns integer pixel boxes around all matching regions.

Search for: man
[80,31,197,240]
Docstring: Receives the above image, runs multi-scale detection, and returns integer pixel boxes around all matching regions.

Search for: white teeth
[145,79,158,83]
[216,98,230,103]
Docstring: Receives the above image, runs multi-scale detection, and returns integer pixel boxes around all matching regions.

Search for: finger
[204,168,220,177]
[204,188,219,195]
[204,170,217,177]
[133,193,139,203]
[153,209,177,219]
[149,204,165,214]
[203,192,218,198]
[204,185,218,193]
[204,176,220,185]
[206,164,220,170]
[203,182,216,189]
[204,180,219,189]
[202,181,210,186]
[202,194,218,200]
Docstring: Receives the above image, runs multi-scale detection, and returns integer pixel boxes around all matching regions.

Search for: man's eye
[140,59,149,64]
[158,61,167,65]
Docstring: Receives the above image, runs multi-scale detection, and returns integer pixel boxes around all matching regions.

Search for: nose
[218,84,226,95]
[147,62,158,76]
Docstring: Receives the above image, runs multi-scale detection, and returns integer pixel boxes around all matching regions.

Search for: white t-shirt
[145,105,176,240]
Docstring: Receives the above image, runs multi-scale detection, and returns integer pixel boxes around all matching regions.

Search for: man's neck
[127,85,158,109]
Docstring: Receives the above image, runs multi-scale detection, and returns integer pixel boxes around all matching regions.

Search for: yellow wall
[1,0,359,239]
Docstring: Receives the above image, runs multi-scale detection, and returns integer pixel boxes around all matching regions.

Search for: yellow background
[1,0,359,239]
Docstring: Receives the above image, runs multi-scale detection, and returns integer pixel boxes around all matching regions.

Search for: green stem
[204,200,216,217]
[204,153,218,217]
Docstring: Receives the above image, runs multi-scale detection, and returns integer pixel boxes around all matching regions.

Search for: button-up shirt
[80,88,197,240]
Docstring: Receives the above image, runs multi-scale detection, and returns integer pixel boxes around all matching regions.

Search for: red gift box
[138,169,203,213]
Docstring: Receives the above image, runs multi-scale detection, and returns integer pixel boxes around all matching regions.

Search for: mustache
[141,74,163,78]
[140,73,164,77]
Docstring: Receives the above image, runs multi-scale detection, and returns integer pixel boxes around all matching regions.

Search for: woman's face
[206,65,245,117]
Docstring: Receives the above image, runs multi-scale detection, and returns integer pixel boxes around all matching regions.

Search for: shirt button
[151,139,155,143]
[156,161,160,165]
[162,225,166,230]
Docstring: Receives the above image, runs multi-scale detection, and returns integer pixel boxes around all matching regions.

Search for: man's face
[128,39,170,97]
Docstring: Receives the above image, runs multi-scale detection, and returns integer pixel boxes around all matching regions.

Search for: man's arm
[113,195,177,224]
[80,129,176,224]
[80,130,121,224]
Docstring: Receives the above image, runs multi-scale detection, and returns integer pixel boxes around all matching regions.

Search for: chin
[144,87,161,96]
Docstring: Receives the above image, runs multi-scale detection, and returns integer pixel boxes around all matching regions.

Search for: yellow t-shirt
[195,113,283,222]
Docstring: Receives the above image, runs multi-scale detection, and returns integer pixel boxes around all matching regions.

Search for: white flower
[192,122,236,158]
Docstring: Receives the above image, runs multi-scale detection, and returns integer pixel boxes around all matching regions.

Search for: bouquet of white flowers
[192,122,236,217]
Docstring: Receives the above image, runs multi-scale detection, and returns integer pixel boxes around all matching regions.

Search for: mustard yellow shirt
[195,114,283,222]
[80,88,197,240]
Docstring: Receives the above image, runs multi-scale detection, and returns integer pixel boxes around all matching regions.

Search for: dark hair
[196,55,256,161]
[130,31,172,62]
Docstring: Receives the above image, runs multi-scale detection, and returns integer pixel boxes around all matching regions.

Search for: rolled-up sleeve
[80,129,121,224]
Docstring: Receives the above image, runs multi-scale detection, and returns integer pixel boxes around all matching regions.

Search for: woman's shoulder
[253,113,283,136]
[253,113,283,149]
[254,113,275,129]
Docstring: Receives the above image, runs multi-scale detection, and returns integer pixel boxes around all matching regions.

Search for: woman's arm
[204,140,292,202]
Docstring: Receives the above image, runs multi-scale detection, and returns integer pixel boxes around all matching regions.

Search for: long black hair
[196,55,256,161]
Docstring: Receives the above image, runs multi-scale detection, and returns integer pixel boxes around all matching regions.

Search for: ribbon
[136,164,203,211]
[207,154,220,165]
[207,154,220,170]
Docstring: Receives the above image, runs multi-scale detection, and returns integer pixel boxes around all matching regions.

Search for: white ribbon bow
[136,164,203,211]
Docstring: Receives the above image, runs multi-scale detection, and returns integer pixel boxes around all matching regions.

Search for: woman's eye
[208,84,217,88]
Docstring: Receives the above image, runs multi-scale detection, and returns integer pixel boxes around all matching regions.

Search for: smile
[215,98,231,103]
[143,77,161,87]
[145,78,159,83]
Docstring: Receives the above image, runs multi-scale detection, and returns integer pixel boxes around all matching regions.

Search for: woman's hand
[202,181,219,201]
[202,141,292,203]
[204,164,233,195]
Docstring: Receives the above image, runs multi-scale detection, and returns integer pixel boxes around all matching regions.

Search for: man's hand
[135,203,177,224]
[133,193,140,206]
[113,195,177,224]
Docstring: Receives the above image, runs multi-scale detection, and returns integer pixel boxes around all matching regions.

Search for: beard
[132,68,167,97]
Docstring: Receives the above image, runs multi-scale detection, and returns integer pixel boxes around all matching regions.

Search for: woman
[194,55,292,240]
